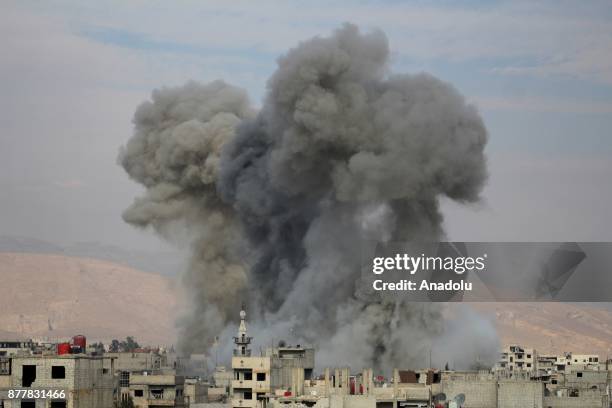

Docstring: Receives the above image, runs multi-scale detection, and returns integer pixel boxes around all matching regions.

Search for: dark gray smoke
[120,24,495,371]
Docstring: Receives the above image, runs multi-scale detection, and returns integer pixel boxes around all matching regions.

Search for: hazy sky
[2,0,612,250]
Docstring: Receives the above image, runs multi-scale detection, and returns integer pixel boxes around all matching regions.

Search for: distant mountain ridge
[1,250,611,358]
[473,302,612,357]
[0,235,186,277]
[0,252,177,345]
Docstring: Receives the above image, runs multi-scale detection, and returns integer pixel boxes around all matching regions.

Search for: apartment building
[126,372,186,408]
[0,355,114,408]
[496,345,537,372]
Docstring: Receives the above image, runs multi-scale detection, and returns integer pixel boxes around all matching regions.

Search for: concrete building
[231,308,270,408]
[496,345,537,373]
[212,367,232,390]
[0,354,114,408]
[126,372,186,408]
[273,367,431,408]
[440,371,497,408]
[184,378,209,405]
[266,346,314,393]
[566,354,601,371]
[104,351,165,374]
[207,367,231,402]
[269,365,610,408]
[0,336,34,357]
[103,350,168,400]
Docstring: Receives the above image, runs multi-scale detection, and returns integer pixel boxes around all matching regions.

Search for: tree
[109,337,140,352]
[110,339,120,352]
[90,342,105,354]
[121,336,140,352]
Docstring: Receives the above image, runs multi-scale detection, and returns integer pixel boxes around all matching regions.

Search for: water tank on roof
[57,342,71,355]
[72,335,86,352]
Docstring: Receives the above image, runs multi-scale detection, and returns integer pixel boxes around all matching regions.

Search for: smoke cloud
[120,24,495,371]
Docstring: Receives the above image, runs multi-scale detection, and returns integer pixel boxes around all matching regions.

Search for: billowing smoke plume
[119,80,252,343]
[120,24,496,371]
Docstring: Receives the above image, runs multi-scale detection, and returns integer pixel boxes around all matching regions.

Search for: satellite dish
[454,393,466,405]
[433,393,446,402]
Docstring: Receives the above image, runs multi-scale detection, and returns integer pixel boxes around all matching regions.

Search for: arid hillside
[0,253,177,345]
[1,252,611,358]
[473,302,612,356]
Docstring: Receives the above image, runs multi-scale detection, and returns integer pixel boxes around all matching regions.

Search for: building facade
[126,372,186,408]
[0,355,114,408]
[231,308,270,408]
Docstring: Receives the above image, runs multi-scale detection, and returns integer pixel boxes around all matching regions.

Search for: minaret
[233,304,252,356]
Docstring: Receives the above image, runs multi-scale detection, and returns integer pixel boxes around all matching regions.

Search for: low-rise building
[0,354,114,408]
[104,351,165,374]
[184,378,209,405]
[231,308,270,408]
[126,371,186,408]
[266,345,314,392]
[0,336,34,357]
[495,345,537,373]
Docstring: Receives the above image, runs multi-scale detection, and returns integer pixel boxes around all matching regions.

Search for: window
[257,373,266,381]
[244,392,252,400]
[20,401,35,408]
[577,372,583,378]
[244,371,252,380]
[119,371,130,387]
[151,389,163,399]
[0,358,10,375]
[50,401,66,408]
[527,354,531,358]
[134,390,143,397]
[527,364,531,368]
[51,366,65,379]
[22,365,36,387]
